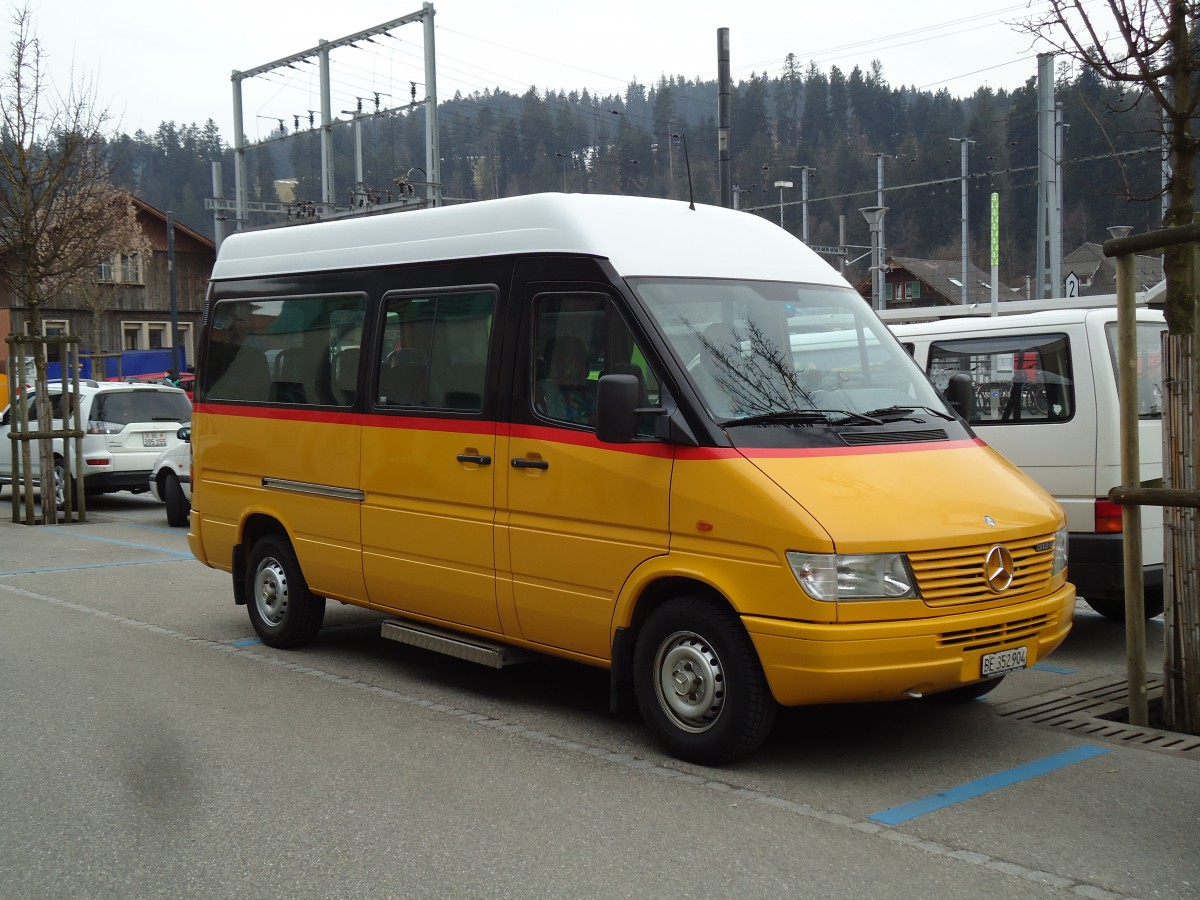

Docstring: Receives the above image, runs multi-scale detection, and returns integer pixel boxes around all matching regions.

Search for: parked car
[0,380,192,504]
[150,426,192,526]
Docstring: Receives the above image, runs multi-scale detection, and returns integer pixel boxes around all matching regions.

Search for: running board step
[380,619,535,669]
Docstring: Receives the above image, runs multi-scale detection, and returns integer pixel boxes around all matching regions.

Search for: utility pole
[951,137,975,305]
[1036,52,1063,298]
[717,28,732,208]
[789,165,816,243]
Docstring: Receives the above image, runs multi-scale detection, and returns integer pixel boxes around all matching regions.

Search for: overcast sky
[11,0,1057,142]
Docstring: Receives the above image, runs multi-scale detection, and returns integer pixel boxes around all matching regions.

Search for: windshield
[631,278,947,424]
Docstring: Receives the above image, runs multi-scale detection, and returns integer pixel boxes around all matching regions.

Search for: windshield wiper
[860,404,955,422]
[722,408,883,427]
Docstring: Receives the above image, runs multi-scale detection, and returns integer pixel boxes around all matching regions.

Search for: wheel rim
[253,556,290,626]
[653,630,725,733]
[53,462,66,508]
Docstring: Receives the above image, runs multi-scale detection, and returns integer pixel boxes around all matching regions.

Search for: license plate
[143,432,168,448]
[981,646,1027,677]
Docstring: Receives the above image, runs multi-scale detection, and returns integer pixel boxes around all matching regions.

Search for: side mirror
[177,425,192,442]
[595,374,640,444]
[946,372,975,421]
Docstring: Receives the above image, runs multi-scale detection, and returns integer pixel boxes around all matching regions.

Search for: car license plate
[143,432,168,448]
[981,646,1027,677]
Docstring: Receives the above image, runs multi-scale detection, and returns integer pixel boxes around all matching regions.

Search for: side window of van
[531,293,662,432]
[927,333,1074,424]
[376,290,494,412]
[203,294,366,405]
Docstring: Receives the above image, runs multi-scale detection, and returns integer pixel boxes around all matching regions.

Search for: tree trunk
[1161,310,1200,735]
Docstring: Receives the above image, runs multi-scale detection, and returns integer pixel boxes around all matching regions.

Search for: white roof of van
[210,192,848,286]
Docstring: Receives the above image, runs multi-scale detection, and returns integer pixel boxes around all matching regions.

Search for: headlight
[786,551,917,601]
[1051,525,1068,576]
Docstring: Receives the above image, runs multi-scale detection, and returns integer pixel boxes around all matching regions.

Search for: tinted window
[376,290,494,412]
[928,333,1074,424]
[202,294,366,405]
[532,293,662,433]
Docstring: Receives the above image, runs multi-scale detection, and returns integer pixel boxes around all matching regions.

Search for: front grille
[909,533,1055,608]
[938,613,1055,652]
[841,429,948,445]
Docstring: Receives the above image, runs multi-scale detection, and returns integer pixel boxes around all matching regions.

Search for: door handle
[456,454,492,465]
[510,458,549,470]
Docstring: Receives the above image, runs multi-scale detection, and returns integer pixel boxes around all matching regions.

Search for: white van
[890,307,1167,620]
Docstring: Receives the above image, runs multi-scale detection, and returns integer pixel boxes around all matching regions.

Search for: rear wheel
[163,472,189,527]
[1085,590,1164,621]
[245,534,325,648]
[633,596,777,765]
[52,455,75,510]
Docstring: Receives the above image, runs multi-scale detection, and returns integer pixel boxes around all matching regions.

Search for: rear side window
[92,391,191,426]
[376,289,495,412]
[1105,321,1165,419]
[202,294,366,405]
[927,333,1074,424]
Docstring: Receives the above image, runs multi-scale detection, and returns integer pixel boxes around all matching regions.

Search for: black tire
[1085,590,1164,621]
[163,472,190,527]
[633,596,777,765]
[245,534,326,648]
[933,675,1005,702]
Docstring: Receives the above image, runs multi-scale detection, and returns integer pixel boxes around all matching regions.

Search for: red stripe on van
[505,423,676,458]
[675,438,984,461]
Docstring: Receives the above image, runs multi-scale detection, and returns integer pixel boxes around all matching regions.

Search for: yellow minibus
[189,193,1073,764]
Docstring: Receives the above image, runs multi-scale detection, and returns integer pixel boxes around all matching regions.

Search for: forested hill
[110,58,1170,287]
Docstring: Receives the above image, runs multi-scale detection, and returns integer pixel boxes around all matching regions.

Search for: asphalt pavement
[0,488,1196,899]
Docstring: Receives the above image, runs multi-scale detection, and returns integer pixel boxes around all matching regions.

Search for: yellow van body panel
[189,407,366,603]
[360,416,500,632]
[500,425,671,658]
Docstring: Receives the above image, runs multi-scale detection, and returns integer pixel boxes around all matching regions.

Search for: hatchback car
[0,380,192,503]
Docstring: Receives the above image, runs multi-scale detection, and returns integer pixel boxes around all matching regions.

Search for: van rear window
[927,333,1074,425]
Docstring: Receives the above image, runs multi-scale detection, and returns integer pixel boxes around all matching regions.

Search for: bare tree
[1019,0,1199,733]
[0,3,145,519]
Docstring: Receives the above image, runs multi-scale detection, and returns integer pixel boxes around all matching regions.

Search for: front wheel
[633,596,777,765]
[245,534,326,648]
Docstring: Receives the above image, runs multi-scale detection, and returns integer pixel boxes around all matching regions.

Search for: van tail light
[1095,499,1124,533]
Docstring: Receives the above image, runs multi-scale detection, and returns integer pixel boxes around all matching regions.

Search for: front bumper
[744,583,1076,707]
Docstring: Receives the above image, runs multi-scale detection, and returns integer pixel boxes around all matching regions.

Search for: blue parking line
[0,557,189,576]
[1031,662,1076,674]
[869,745,1111,826]
[44,530,193,558]
[230,637,262,646]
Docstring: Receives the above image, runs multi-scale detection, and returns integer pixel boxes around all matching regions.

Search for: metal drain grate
[994,675,1200,759]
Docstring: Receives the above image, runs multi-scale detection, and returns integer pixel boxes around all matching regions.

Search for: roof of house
[862,256,1021,307]
[1062,242,1162,294]
[132,196,215,253]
